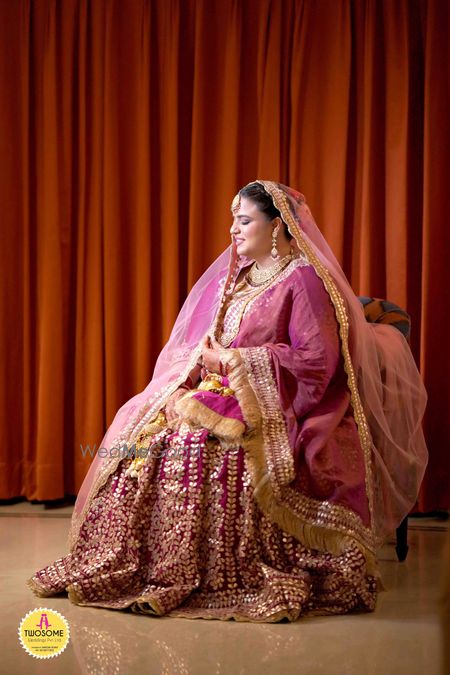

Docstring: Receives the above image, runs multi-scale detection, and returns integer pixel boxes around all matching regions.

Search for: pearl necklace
[245,252,294,287]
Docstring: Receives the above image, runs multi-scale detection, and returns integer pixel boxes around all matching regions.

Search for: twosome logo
[18,608,70,659]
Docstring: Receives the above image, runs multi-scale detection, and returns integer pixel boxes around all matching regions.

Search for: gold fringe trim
[166,607,300,623]
[223,348,379,578]
[67,584,84,605]
[175,393,246,443]
[26,576,57,598]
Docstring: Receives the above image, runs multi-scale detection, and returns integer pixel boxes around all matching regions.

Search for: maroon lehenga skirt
[27,422,377,622]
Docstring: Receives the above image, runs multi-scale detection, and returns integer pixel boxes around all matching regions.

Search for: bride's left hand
[201,335,224,374]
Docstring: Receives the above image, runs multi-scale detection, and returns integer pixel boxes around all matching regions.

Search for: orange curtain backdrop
[0,0,448,510]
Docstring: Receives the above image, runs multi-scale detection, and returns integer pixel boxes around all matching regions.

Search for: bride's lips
[235,238,245,245]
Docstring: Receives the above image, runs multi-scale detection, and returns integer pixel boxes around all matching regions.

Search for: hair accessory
[231,193,240,214]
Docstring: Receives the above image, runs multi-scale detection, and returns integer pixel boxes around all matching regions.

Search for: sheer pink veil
[69,245,237,547]
[254,181,428,542]
[70,180,428,550]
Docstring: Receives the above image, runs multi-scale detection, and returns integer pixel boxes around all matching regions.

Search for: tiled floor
[1,503,448,675]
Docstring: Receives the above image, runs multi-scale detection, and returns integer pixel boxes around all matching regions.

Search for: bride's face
[230,197,274,260]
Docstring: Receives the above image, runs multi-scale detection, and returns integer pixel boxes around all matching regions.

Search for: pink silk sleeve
[265,266,342,420]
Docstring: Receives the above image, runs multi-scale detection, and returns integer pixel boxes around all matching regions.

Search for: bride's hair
[239,182,293,240]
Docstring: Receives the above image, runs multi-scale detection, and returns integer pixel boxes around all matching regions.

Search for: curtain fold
[0,0,448,510]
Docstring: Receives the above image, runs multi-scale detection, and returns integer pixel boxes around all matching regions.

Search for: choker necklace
[245,252,295,287]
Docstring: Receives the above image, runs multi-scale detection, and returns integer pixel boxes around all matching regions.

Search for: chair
[358,296,411,562]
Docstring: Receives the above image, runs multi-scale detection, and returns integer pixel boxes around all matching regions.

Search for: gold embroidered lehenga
[26,181,428,622]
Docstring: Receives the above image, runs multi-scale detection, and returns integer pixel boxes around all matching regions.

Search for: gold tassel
[26,577,54,598]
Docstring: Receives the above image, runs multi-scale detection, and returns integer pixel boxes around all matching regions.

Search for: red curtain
[0,0,448,510]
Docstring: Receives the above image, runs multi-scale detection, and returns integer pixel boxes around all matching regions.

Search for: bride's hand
[201,335,224,374]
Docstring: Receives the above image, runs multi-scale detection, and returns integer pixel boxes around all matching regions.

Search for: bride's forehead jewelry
[231,192,240,214]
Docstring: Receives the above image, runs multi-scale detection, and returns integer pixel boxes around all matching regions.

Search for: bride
[27,180,428,623]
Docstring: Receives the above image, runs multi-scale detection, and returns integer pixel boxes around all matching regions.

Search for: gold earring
[271,225,280,260]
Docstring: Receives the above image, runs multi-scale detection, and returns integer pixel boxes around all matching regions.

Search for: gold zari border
[254,180,376,534]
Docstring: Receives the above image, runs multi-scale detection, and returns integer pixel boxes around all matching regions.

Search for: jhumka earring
[271,224,280,260]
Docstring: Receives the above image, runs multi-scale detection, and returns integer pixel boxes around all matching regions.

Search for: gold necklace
[245,252,294,287]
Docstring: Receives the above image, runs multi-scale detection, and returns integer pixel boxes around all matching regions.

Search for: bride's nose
[230,221,240,235]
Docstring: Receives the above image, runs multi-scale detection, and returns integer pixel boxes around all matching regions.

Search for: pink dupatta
[69,181,428,572]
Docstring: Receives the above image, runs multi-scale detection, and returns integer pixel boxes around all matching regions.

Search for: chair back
[358,296,411,341]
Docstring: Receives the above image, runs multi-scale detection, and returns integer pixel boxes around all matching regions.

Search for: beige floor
[1,502,448,675]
